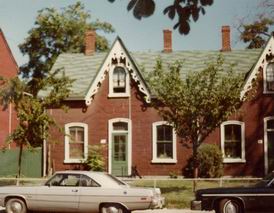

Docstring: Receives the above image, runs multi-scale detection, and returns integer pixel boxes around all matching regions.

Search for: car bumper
[191,200,201,210]
[151,196,165,209]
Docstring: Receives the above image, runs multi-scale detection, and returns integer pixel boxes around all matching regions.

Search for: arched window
[109,66,129,97]
[221,121,245,163]
[113,67,126,93]
[265,62,274,92]
[64,123,88,163]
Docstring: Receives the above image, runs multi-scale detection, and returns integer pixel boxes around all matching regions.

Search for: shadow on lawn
[160,186,188,193]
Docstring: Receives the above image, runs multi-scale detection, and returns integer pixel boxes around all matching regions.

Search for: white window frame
[263,62,274,94]
[64,122,88,163]
[221,120,246,163]
[152,121,177,163]
[108,65,130,98]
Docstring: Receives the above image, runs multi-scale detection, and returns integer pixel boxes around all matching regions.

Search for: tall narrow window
[152,121,177,163]
[113,67,126,93]
[265,62,274,92]
[64,123,88,163]
[221,121,245,163]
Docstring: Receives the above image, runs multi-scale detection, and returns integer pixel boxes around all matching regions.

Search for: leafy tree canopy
[20,1,115,95]
[238,0,274,49]
[108,0,213,35]
[0,2,114,177]
[147,56,243,179]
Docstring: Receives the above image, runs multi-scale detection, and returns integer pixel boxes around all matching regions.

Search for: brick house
[47,26,274,177]
[0,29,18,148]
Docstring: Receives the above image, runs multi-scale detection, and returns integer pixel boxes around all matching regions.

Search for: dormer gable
[241,34,274,99]
[84,37,151,105]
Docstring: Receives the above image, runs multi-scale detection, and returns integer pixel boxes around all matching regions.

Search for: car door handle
[72,189,78,192]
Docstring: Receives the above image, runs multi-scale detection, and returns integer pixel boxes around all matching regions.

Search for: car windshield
[255,171,274,187]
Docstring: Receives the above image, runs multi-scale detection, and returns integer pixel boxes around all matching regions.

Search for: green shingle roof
[51,48,262,99]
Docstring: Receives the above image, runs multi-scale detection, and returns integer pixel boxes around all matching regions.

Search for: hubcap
[224,201,238,213]
[102,206,123,213]
[10,201,23,213]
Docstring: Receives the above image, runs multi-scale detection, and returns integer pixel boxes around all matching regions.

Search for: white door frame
[264,117,274,175]
[108,118,132,176]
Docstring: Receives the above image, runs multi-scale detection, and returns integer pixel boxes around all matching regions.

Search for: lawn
[129,178,260,209]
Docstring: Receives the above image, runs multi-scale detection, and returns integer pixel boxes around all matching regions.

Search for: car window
[46,174,80,187]
[80,175,100,187]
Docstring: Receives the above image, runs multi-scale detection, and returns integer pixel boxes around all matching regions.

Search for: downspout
[8,103,12,149]
[128,73,132,176]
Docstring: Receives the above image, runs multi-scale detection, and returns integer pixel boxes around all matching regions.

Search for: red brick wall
[0,30,18,147]
[49,73,193,176]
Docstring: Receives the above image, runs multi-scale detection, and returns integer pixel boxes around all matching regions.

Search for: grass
[129,178,260,209]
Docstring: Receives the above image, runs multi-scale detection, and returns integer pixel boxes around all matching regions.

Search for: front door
[111,133,128,176]
[266,118,274,173]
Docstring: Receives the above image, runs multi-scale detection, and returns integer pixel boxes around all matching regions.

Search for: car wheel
[6,198,27,213]
[219,199,242,213]
[100,203,128,213]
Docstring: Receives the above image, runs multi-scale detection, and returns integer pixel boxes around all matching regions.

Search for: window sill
[151,159,177,164]
[64,159,86,164]
[263,91,274,94]
[223,158,246,163]
[108,93,130,98]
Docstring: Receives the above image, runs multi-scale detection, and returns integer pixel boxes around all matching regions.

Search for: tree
[147,56,243,189]
[0,2,114,178]
[238,0,274,49]
[108,0,213,35]
[19,1,115,95]
[0,72,73,178]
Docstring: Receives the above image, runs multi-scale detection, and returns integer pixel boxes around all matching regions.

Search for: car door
[78,175,102,212]
[32,173,80,212]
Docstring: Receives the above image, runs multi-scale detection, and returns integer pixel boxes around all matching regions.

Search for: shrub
[83,145,105,171]
[183,143,223,178]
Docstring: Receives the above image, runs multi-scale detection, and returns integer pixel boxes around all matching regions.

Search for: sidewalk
[134,209,214,213]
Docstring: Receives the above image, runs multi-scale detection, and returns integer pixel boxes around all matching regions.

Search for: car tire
[218,198,242,213]
[6,198,27,213]
[100,203,129,213]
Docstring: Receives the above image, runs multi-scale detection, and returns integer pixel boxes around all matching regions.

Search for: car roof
[53,170,124,187]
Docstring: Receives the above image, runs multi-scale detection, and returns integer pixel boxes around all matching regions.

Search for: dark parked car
[191,172,274,213]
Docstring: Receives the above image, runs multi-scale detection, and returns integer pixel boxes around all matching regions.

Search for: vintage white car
[0,170,165,213]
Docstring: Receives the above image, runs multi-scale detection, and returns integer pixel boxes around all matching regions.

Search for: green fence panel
[0,148,42,177]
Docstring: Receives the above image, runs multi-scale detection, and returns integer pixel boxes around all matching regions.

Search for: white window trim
[263,61,274,94]
[152,121,177,164]
[64,122,88,163]
[108,118,132,175]
[221,120,246,163]
[108,66,130,98]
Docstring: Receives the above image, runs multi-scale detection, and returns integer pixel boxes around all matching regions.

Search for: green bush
[83,145,105,171]
[183,144,223,178]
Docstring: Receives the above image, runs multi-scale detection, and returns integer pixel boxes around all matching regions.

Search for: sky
[0,0,268,66]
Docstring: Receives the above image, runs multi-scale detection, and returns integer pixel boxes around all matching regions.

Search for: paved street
[0,208,213,213]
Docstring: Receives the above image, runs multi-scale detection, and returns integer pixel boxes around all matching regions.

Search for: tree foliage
[148,56,243,179]
[19,1,115,95]
[108,0,213,35]
[0,2,114,177]
[238,0,274,49]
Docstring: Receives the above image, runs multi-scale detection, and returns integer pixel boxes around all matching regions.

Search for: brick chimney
[163,29,172,53]
[221,26,231,52]
[85,30,96,56]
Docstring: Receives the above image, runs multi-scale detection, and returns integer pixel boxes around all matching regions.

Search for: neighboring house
[0,28,18,148]
[47,26,274,177]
